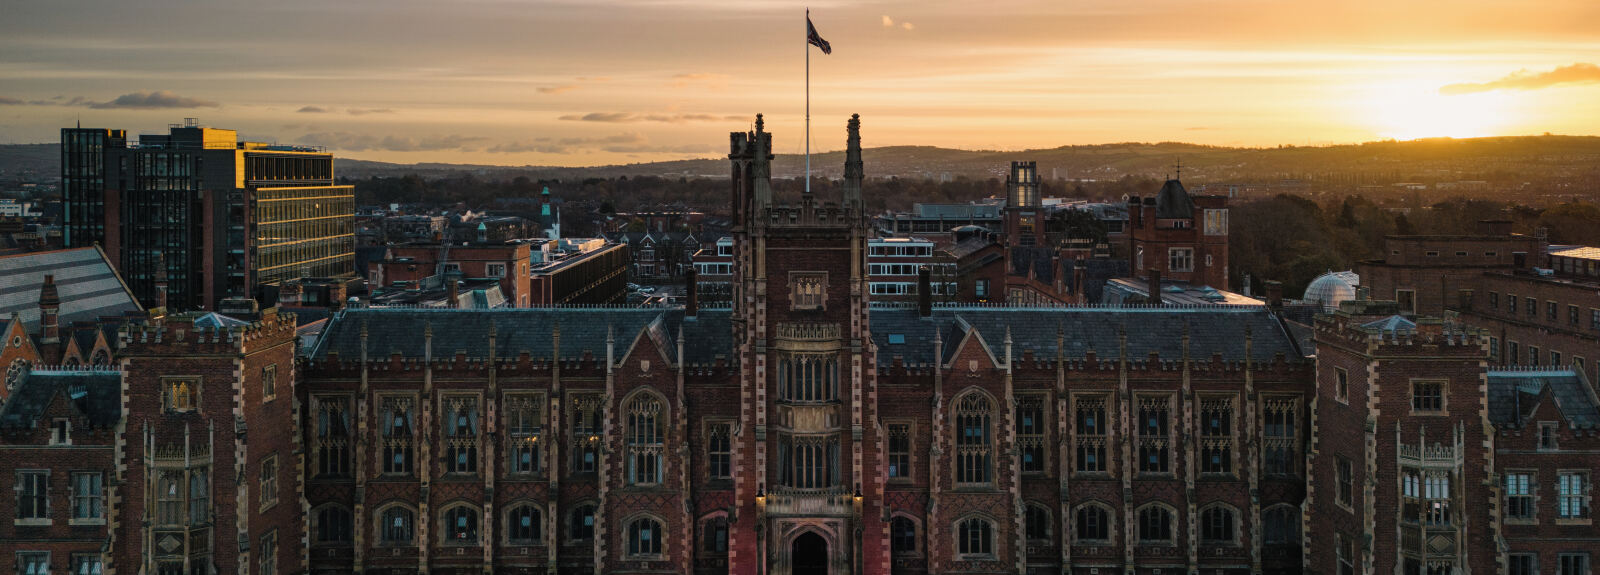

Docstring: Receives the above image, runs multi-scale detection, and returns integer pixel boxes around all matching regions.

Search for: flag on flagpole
[807,15,832,54]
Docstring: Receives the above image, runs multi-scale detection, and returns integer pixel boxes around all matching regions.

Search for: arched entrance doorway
[791,531,828,575]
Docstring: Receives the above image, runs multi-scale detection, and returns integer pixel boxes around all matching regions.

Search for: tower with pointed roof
[1126,176,1230,291]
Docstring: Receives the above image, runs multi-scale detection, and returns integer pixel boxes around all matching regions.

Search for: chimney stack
[917,266,933,317]
[1147,268,1162,306]
[39,274,60,343]
[1073,263,1087,302]
[447,279,461,309]
[685,266,699,318]
[1264,280,1283,311]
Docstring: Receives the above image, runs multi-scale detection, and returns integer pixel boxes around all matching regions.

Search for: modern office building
[61,119,356,311]
[59,127,127,249]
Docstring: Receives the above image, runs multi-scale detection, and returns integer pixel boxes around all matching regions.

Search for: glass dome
[1304,271,1359,311]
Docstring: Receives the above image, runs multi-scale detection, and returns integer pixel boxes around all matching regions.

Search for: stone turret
[843,114,863,211]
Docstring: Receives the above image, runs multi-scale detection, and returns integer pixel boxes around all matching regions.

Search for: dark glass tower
[60,128,127,248]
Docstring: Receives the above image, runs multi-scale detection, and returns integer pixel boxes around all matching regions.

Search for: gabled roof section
[0,247,142,333]
[617,312,676,366]
[0,368,122,429]
[1487,368,1600,428]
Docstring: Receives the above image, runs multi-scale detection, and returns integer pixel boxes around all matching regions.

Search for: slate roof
[310,308,736,365]
[1361,315,1416,333]
[311,306,1299,369]
[1154,179,1195,219]
[0,247,141,332]
[1487,369,1600,428]
[1009,247,1056,282]
[872,306,1303,367]
[0,368,122,429]
[1062,258,1130,303]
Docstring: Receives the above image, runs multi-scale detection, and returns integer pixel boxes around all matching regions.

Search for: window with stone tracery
[779,434,838,488]
[954,393,993,486]
[1137,396,1171,474]
[443,396,479,474]
[1016,395,1046,474]
[789,272,827,310]
[627,394,664,485]
[380,396,414,475]
[1074,396,1108,474]
[506,393,543,475]
[571,394,603,474]
[314,396,351,477]
[1200,397,1233,475]
[1263,398,1298,476]
[1425,472,1453,525]
[777,353,838,402]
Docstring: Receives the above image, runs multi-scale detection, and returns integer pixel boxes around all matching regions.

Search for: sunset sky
[4,0,1600,166]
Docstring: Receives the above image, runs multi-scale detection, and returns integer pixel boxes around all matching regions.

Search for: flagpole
[805,8,811,195]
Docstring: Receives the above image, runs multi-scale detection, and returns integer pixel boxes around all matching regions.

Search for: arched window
[627,516,664,557]
[1025,504,1051,542]
[1199,505,1236,544]
[569,503,596,541]
[315,505,353,544]
[891,516,918,555]
[442,505,479,545]
[701,515,729,553]
[1263,504,1300,545]
[1075,504,1111,543]
[954,393,993,485]
[1137,505,1174,544]
[187,469,208,525]
[379,505,415,546]
[956,517,994,558]
[627,393,665,485]
[506,504,542,545]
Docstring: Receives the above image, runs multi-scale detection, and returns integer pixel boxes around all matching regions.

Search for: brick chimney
[917,266,933,317]
[685,266,699,319]
[38,274,60,343]
[447,279,461,309]
[1073,263,1087,302]
[1264,280,1283,311]
[1147,268,1162,306]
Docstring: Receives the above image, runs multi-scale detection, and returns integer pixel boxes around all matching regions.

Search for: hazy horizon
[5,0,1600,167]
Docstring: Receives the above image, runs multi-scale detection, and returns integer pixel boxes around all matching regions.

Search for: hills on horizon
[5,134,1600,184]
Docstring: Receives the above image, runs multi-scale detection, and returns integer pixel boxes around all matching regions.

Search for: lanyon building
[0,115,1591,575]
[60,119,356,311]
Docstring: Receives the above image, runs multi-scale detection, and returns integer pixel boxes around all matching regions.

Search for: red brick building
[4,115,1595,575]
[369,242,533,307]
[1127,180,1230,290]
[0,308,301,575]
[1308,299,1599,575]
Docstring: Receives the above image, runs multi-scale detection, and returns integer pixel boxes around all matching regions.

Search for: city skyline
[4,0,1600,166]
